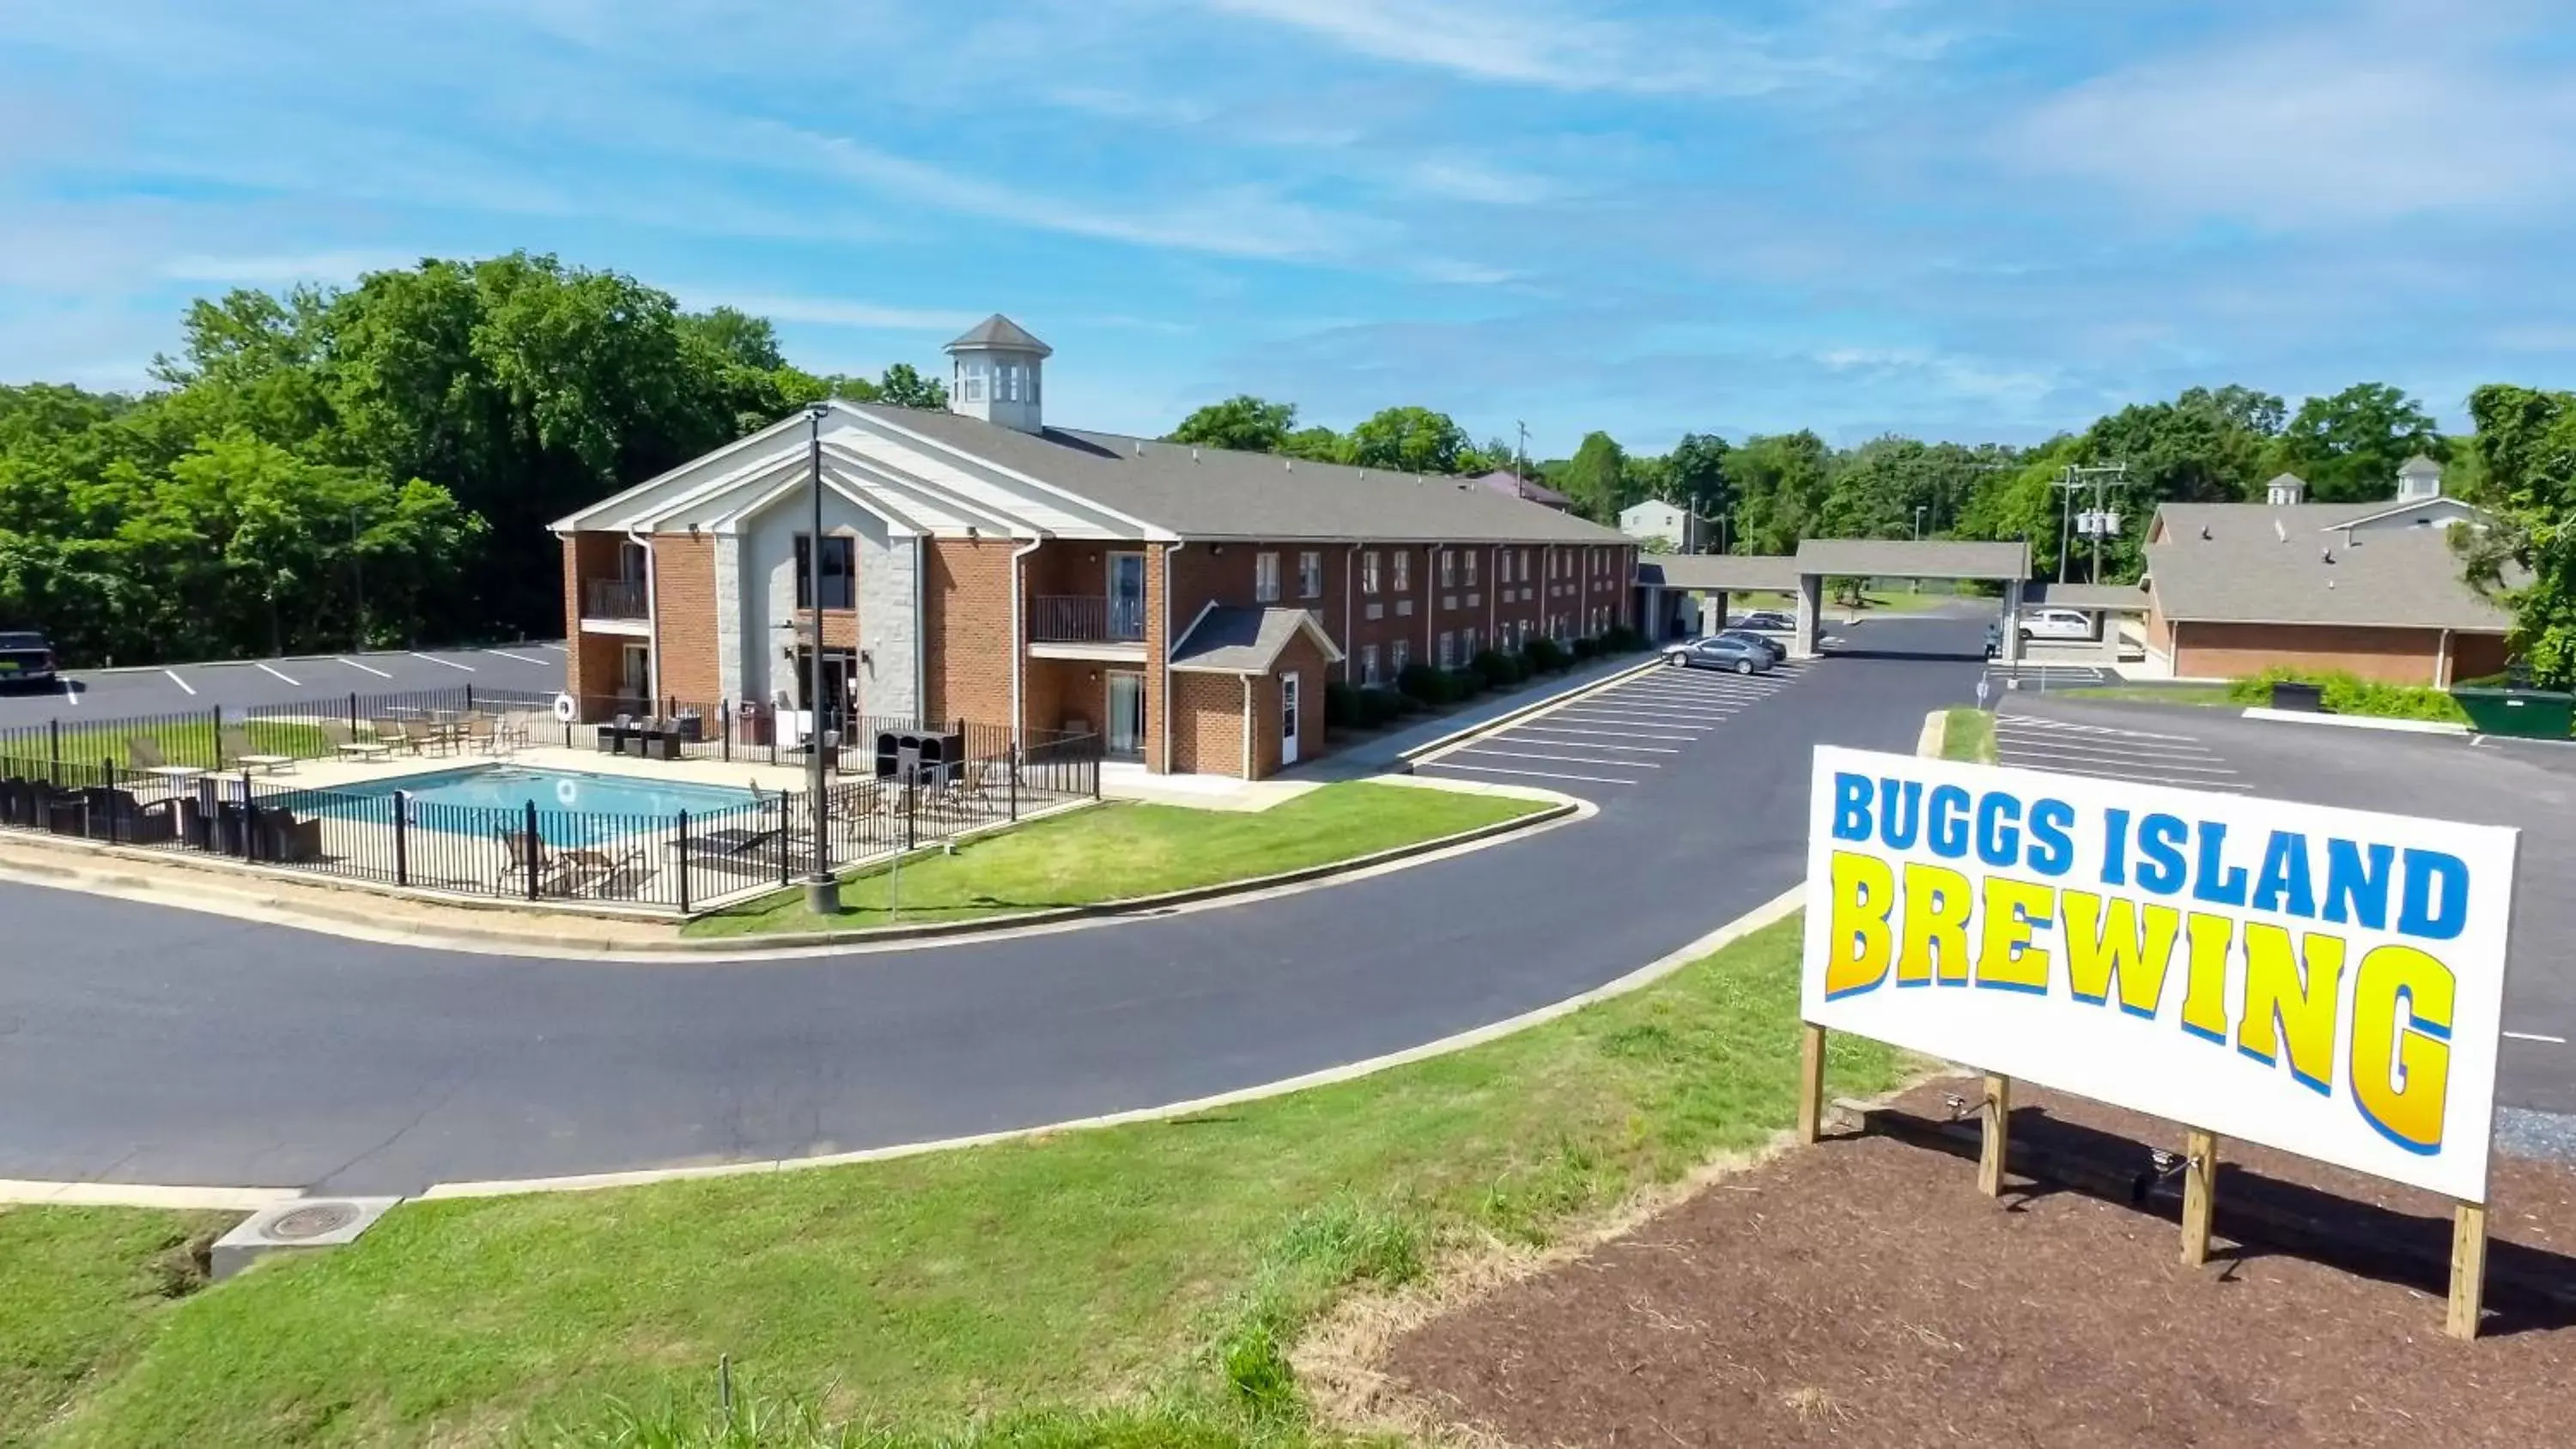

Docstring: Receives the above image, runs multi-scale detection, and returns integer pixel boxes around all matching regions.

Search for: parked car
[0,630,56,688]
[1729,609,1797,634]
[1716,627,1788,663]
[1663,634,1774,676]
[2017,608,2094,642]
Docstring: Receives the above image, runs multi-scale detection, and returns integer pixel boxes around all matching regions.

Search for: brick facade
[1166,670,1244,776]
[923,537,1015,726]
[2169,621,2511,688]
[651,535,722,708]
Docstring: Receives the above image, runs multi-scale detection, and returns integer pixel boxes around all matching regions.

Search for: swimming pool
[302,765,773,838]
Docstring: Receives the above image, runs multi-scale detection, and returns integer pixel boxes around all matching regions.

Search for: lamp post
[1913,505,1926,542]
[349,508,366,653]
[802,404,840,915]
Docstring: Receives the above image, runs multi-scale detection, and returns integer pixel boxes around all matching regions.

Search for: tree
[1279,426,1347,464]
[1167,395,1297,453]
[873,362,947,410]
[2460,385,2576,685]
[2271,382,2444,503]
[1728,432,1832,555]
[1346,406,1467,474]
[1455,435,1517,476]
[1662,433,1734,535]
[1559,432,1626,521]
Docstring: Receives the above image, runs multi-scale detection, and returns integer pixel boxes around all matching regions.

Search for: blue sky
[3,0,2571,456]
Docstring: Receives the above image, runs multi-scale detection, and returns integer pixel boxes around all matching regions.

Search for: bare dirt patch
[1387,1082,2576,1448]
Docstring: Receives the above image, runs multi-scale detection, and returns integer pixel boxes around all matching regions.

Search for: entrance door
[793,647,859,737]
[618,643,650,709]
[1279,672,1301,766]
[1107,552,1147,641]
[1106,672,1145,756]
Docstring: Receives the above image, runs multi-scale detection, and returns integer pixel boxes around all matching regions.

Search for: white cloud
[159,252,418,285]
[689,293,979,330]
[1403,157,1552,205]
[2002,2,2576,225]
[1411,258,1522,285]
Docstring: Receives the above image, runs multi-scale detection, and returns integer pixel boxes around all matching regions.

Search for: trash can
[2269,680,2326,712]
[2449,686,2576,739]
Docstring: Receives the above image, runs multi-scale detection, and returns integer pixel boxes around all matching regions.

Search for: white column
[1793,574,1824,658]
[1999,580,2026,665]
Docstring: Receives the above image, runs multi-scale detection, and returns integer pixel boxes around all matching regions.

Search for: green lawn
[684,781,1549,937]
[0,1208,236,1449]
[0,720,336,776]
[15,914,1899,1448]
[1940,708,1996,764]
[2062,684,2233,707]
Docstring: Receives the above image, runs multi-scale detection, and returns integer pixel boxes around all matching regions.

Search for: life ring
[556,777,579,808]
[552,692,577,723]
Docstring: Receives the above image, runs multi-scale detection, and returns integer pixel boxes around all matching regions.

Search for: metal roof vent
[212,1197,402,1280]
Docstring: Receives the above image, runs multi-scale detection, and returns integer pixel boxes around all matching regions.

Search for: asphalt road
[0,643,570,726]
[0,618,1980,1193]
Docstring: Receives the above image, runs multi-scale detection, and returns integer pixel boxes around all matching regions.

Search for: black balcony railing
[584,578,648,619]
[1030,595,1145,645]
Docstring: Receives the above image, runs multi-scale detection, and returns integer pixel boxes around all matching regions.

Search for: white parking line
[540,642,568,653]
[1488,736,1680,753]
[1460,747,1662,768]
[2000,758,2254,791]
[1508,726,1697,745]
[1998,715,2201,743]
[1559,706,1737,723]
[60,679,78,707]
[412,652,474,672]
[2504,1030,2568,1045]
[1619,681,1783,700]
[1550,711,1717,729]
[1999,741,2240,773]
[256,662,301,687]
[483,649,550,666]
[161,669,196,696]
[1428,761,1640,785]
[1995,727,2220,759]
[338,657,393,679]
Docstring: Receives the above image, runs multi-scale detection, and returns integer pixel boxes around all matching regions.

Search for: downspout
[1007,533,1044,745]
[625,524,659,704]
[2437,627,2452,689]
[912,535,927,725]
[1343,543,1357,682]
[1424,548,1436,664]
[1160,542,1185,773]
[1241,675,1254,779]
[1487,543,1498,645]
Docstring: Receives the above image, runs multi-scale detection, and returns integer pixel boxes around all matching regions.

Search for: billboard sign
[1803,746,2517,1202]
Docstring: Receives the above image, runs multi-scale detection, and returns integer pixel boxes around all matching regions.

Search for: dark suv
[0,631,58,688]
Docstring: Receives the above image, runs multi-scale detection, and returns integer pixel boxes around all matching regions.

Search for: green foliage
[2223,668,2470,723]
[1522,636,1568,674]
[2463,384,2576,688]
[1165,396,1297,454]
[1728,431,1832,555]
[1558,431,1626,521]
[2271,382,2444,503]
[1600,622,1643,652]
[1470,646,1523,689]
[1344,405,1466,475]
[1395,660,1450,705]
[1662,432,1733,528]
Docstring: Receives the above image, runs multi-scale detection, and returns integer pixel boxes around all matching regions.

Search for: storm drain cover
[213,1196,403,1280]
[264,1202,364,1240]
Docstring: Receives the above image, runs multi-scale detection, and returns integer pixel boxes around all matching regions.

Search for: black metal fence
[544,693,1093,773]
[0,714,1103,913]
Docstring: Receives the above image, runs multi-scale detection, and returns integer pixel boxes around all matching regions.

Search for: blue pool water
[305,766,772,837]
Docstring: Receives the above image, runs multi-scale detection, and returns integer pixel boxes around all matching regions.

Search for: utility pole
[802,404,840,916]
[2055,464,2129,585]
[1514,420,1530,485]
[1914,505,1926,542]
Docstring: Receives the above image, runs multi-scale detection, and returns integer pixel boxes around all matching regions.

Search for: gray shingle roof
[1468,470,1572,508]
[2025,581,2153,611]
[945,314,1053,356]
[2146,519,2512,630]
[849,403,1631,545]
[1167,605,1344,673]
[1793,538,2031,580]
[1635,554,1807,591]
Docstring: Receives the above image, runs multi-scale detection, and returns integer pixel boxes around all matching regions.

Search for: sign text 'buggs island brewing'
[1801,746,2518,1203]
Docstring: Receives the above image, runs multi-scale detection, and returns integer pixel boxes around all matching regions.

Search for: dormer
[2397,454,2443,501]
[2264,472,2307,506]
[945,314,1052,433]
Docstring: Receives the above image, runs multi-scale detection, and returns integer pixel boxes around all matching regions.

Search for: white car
[1728,609,1797,634]
[2017,608,2094,641]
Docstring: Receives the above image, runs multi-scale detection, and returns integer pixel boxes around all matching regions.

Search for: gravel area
[1390,1082,2576,1448]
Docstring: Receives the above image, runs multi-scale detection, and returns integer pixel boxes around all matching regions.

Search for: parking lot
[0,641,569,724]
[1993,709,2247,791]
[1415,657,1817,791]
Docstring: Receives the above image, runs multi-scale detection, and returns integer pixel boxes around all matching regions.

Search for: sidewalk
[1284,652,1659,780]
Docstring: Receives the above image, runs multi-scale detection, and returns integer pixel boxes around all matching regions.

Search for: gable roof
[2146,518,2513,631]
[2155,495,2486,541]
[1636,554,1805,591]
[1167,606,1345,674]
[945,314,1052,356]
[1468,470,1571,508]
[1793,538,2030,580]
[2400,453,2443,476]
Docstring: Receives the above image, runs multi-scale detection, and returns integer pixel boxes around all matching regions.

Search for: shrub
[1396,661,1450,706]
[1358,686,1405,727]
[2223,668,2470,724]
[1570,636,1600,662]
[1525,636,1570,674]
[1471,647,1522,689]
[1448,667,1486,699]
[1323,680,1360,729]
[1601,622,1643,653]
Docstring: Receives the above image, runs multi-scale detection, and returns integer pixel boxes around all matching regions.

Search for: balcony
[1030,595,1147,658]
[580,578,650,634]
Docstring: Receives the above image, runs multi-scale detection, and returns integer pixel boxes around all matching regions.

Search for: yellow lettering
[2180,912,2234,1045]
[2351,944,2455,1156]
[1898,862,1974,986]
[1824,851,1894,999]
[2061,892,2181,1018]
[2237,925,2348,1094]
[1973,876,2054,995]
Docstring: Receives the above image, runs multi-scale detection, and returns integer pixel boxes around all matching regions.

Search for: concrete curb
[2239,706,2470,737]
[0,1180,303,1210]
[1916,710,1947,759]
[0,791,1580,961]
[1396,656,1664,764]
[417,882,1810,1199]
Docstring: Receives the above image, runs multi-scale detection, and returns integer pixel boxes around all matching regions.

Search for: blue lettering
[1832,773,1874,843]
[2398,850,2470,941]
[1880,779,1923,851]
[1976,791,2024,868]
[2029,799,2076,877]
[2193,822,2249,907]
[2136,814,2188,895]
[2251,831,2316,919]
[2324,839,2394,931]
[2099,808,2131,887]
[1928,785,1971,859]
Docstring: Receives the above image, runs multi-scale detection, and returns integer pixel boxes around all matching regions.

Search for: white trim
[548,409,820,530]
[578,616,653,638]
[850,404,1174,540]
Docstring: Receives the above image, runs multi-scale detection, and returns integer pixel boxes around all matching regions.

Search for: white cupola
[2397,453,2443,500]
[2265,472,2307,506]
[944,314,1051,433]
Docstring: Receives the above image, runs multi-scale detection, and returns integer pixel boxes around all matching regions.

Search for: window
[959,360,987,403]
[1392,638,1411,675]
[1463,549,1479,586]
[1361,549,1382,594]
[1360,644,1382,688]
[993,362,1017,403]
[1438,549,1456,588]
[1498,549,1512,585]
[1255,551,1281,603]
[1392,549,1411,592]
[795,534,855,609]
[1437,631,1457,669]
[1463,626,1479,657]
[1298,550,1323,600]
[1518,548,1531,581]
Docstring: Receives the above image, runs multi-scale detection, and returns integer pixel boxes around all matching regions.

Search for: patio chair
[125,737,169,771]
[460,714,501,755]
[322,722,393,762]
[248,808,325,864]
[220,726,296,774]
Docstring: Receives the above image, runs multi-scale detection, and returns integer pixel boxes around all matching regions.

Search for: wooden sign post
[1796,1022,1826,1145]
[1977,1074,2011,1197]
[2448,1203,2488,1340]
[2179,1129,2219,1267]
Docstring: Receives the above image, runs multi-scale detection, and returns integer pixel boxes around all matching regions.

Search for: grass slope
[30,916,1896,1447]
[1940,708,1996,764]
[684,781,1546,937]
[0,1208,235,1449]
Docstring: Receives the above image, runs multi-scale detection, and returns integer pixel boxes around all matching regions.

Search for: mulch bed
[1388,1082,2576,1447]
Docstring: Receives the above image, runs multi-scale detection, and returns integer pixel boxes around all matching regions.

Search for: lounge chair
[322,723,392,762]
[125,737,169,772]
[460,714,501,755]
[494,828,648,899]
[373,718,427,755]
[78,786,177,845]
[220,726,296,775]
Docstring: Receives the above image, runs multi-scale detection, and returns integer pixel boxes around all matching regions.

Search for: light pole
[349,508,366,652]
[802,404,840,915]
[1913,505,1926,542]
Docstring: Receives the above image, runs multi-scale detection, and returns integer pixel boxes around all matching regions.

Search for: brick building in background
[550,316,1636,779]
